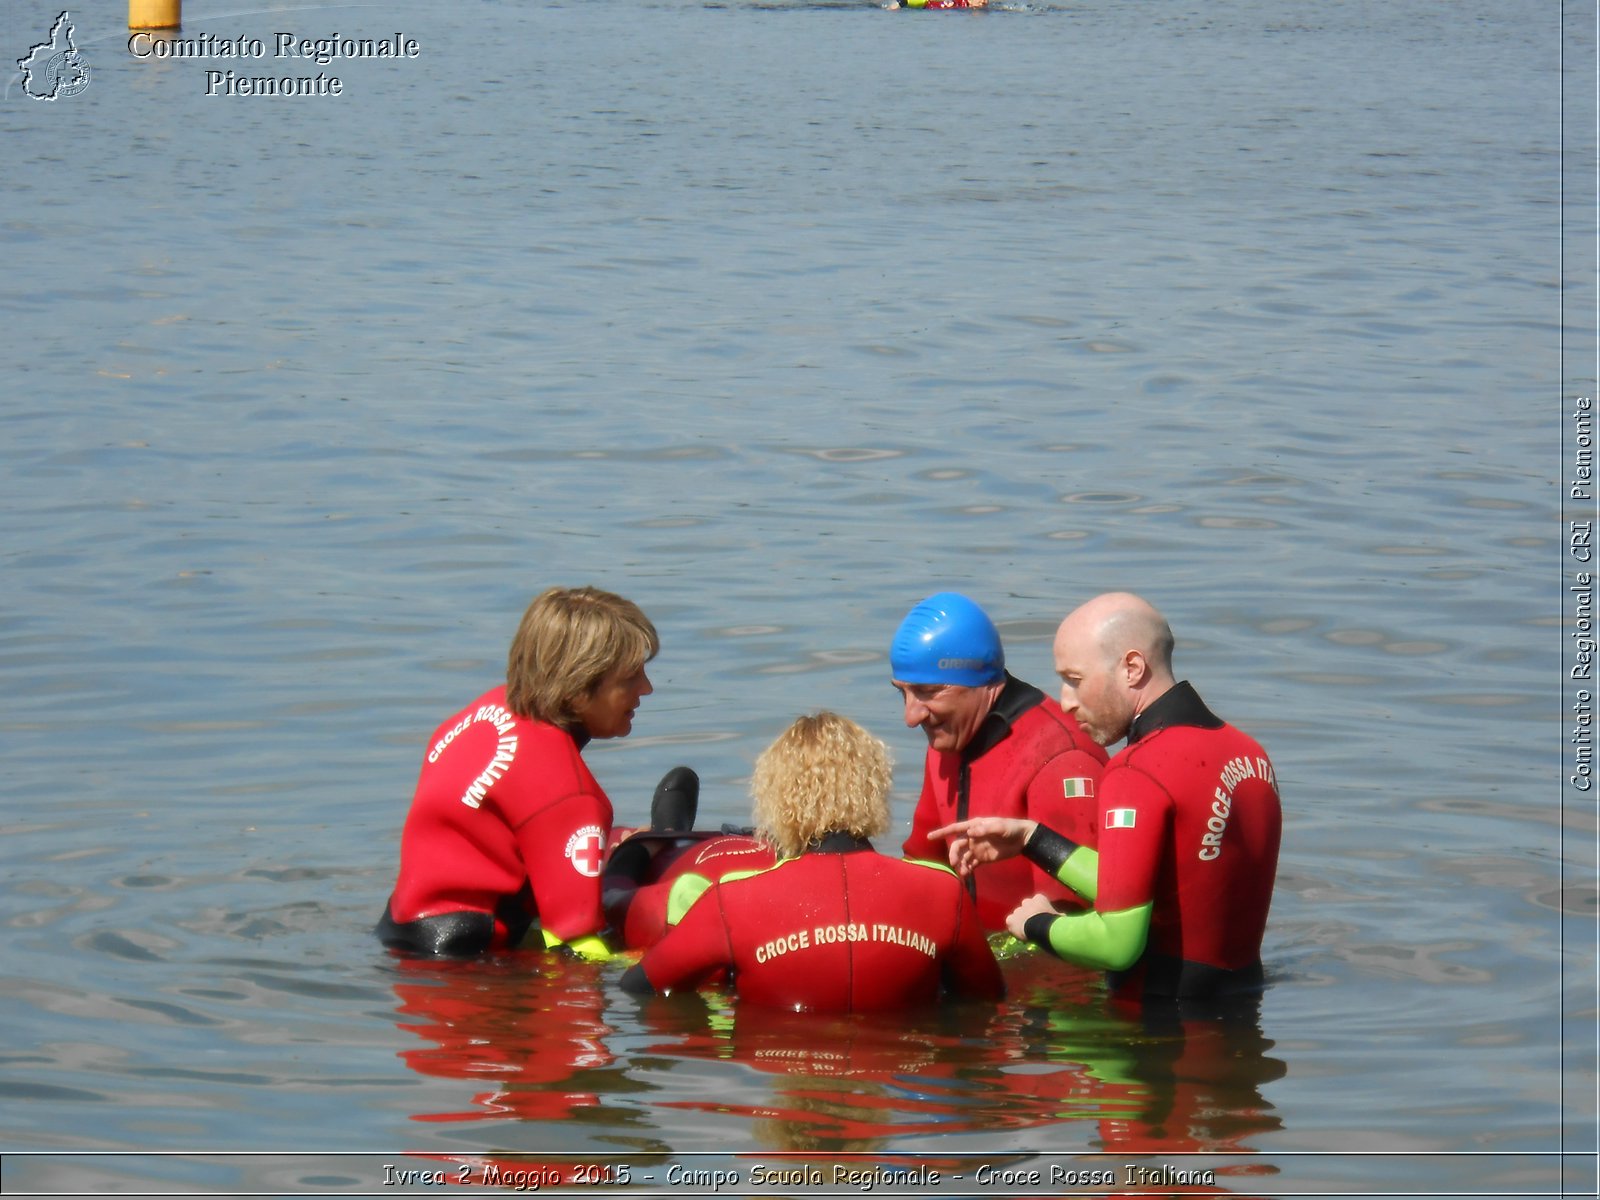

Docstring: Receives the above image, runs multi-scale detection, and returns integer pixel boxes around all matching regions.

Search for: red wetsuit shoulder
[383,686,614,950]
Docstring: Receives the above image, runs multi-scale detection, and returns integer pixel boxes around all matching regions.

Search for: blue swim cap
[889,592,1005,687]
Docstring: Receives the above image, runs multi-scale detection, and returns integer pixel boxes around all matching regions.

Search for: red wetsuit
[621,834,1004,1012]
[1024,682,1282,1000]
[904,675,1108,929]
[610,832,777,949]
[377,686,615,955]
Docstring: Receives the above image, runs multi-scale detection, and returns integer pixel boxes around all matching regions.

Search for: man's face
[893,680,992,753]
[572,663,653,739]
[1053,622,1130,748]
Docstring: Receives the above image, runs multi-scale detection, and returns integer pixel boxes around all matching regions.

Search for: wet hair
[505,586,659,724]
[751,712,892,858]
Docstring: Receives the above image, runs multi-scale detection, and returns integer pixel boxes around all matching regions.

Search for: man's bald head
[1063,592,1175,675]
[1052,592,1177,747]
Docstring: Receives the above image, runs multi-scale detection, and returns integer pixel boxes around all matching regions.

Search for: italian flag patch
[1062,777,1095,799]
[1105,808,1137,829]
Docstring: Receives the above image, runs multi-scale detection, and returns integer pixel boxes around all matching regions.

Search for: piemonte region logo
[18,12,91,101]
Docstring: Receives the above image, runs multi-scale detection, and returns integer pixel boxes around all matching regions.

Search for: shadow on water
[381,946,1286,1186]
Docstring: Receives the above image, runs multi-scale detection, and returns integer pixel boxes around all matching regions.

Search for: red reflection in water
[383,941,1286,1195]
[390,953,625,1125]
[633,950,1285,1162]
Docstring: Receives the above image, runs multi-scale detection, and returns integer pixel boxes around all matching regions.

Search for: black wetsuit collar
[563,722,592,751]
[963,673,1047,761]
[1126,681,1223,744]
[806,831,874,854]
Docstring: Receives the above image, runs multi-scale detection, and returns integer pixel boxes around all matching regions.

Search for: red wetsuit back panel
[1096,714,1282,982]
[637,842,1003,1012]
[387,686,613,946]
[904,679,1108,929]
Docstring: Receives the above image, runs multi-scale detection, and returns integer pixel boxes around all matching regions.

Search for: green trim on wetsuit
[1055,844,1099,902]
[1023,828,1127,963]
[1028,901,1153,972]
[665,866,770,926]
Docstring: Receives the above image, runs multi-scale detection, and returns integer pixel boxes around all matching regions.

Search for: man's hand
[1006,893,1055,940]
[927,816,1037,875]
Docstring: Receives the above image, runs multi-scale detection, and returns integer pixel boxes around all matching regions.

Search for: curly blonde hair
[505,586,659,724]
[750,712,893,858]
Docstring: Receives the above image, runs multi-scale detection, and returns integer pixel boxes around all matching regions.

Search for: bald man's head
[1052,592,1177,747]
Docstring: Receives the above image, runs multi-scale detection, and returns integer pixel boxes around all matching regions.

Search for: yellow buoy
[128,0,180,30]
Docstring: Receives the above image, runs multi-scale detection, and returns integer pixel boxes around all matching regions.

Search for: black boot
[650,765,699,833]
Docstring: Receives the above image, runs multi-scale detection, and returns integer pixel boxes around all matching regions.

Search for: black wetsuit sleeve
[1022,823,1080,877]
[1022,911,1058,948]
[375,903,496,957]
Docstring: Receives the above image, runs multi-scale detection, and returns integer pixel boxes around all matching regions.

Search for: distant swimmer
[890,0,988,8]
[375,586,698,959]
[891,592,1106,930]
[621,711,1003,1011]
[933,593,1282,1002]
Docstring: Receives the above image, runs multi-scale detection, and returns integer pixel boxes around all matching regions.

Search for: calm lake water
[1,0,1586,1195]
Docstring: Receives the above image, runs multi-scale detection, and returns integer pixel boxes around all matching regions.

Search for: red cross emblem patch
[565,825,606,877]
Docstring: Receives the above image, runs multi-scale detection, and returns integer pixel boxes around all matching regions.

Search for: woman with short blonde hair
[506,586,659,724]
[379,585,692,959]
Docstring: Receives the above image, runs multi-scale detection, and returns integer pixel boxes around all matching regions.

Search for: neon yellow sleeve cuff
[542,928,613,962]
